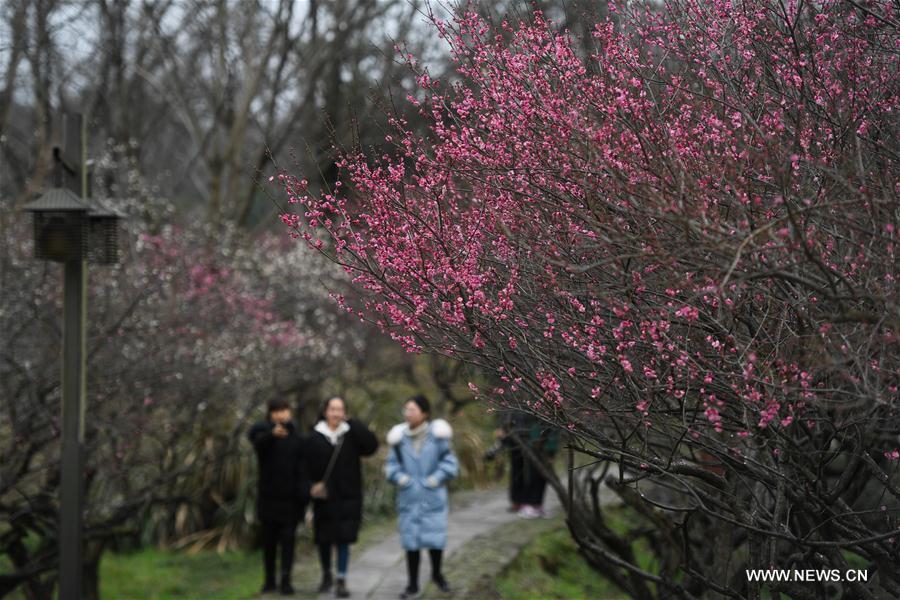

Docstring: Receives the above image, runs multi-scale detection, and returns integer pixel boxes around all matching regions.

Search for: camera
[483,439,505,461]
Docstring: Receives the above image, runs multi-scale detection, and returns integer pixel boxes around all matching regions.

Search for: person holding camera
[494,411,559,518]
[248,399,309,595]
[306,396,379,598]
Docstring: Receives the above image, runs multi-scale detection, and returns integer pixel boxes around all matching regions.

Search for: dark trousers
[261,520,298,584]
[509,446,548,506]
[318,542,350,577]
[405,549,444,589]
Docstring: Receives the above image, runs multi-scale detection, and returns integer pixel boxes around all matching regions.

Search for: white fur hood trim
[387,423,407,446]
[430,418,453,440]
[386,419,453,446]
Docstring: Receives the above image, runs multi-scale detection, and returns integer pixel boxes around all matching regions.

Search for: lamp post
[22,113,120,599]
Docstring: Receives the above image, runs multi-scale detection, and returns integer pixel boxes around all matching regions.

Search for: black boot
[261,578,277,594]
[399,586,419,599]
[432,574,450,592]
[336,578,350,598]
[429,549,449,592]
[318,572,333,593]
[280,574,295,596]
[401,549,420,598]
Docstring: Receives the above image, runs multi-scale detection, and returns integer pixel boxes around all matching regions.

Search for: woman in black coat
[306,396,378,598]
[248,399,309,595]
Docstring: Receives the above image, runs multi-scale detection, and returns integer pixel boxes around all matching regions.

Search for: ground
[87,484,626,599]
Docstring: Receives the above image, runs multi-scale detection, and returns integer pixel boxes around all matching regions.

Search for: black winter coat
[248,420,309,523]
[306,419,379,544]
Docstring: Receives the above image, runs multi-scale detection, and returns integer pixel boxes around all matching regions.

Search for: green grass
[488,507,653,600]
[492,526,625,600]
[96,514,397,599]
[99,547,263,599]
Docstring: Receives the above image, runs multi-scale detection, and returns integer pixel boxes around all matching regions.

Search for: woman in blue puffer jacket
[385,395,459,598]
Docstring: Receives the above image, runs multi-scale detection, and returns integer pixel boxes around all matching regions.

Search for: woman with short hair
[248,399,308,595]
[385,395,459,598]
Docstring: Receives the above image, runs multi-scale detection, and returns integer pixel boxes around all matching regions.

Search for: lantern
[23,188,90,262]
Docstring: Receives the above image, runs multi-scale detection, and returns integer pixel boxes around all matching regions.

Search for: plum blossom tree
[278,2,899,597]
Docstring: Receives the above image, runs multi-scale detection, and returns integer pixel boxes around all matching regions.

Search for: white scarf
[408,420,430,453]
[314,420,350,445]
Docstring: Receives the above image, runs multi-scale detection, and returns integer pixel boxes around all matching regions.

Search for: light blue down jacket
[385,419,459,550]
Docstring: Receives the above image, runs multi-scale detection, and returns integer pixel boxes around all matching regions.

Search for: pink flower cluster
[278,2,898,444]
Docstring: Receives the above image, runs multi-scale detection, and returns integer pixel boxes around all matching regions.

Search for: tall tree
[1,0,434,226]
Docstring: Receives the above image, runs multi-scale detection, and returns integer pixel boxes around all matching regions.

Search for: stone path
[350,488,561,599]
[281,465,620,599]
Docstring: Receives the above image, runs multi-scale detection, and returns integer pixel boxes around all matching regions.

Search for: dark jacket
[501,412,560,455]
[248,420,309,523]
[306,419,379,544]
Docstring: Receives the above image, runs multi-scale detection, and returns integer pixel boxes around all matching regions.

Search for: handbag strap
[321,434,344,483]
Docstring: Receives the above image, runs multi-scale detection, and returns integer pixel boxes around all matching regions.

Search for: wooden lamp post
[21,113,121,599]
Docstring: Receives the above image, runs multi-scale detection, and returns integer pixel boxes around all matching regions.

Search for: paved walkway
[284,464,620,598]
[347,488,561,599]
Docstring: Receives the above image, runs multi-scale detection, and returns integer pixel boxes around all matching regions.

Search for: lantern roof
[23,188,89,212]
[23,189,125,220]
[87,205,123,218]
